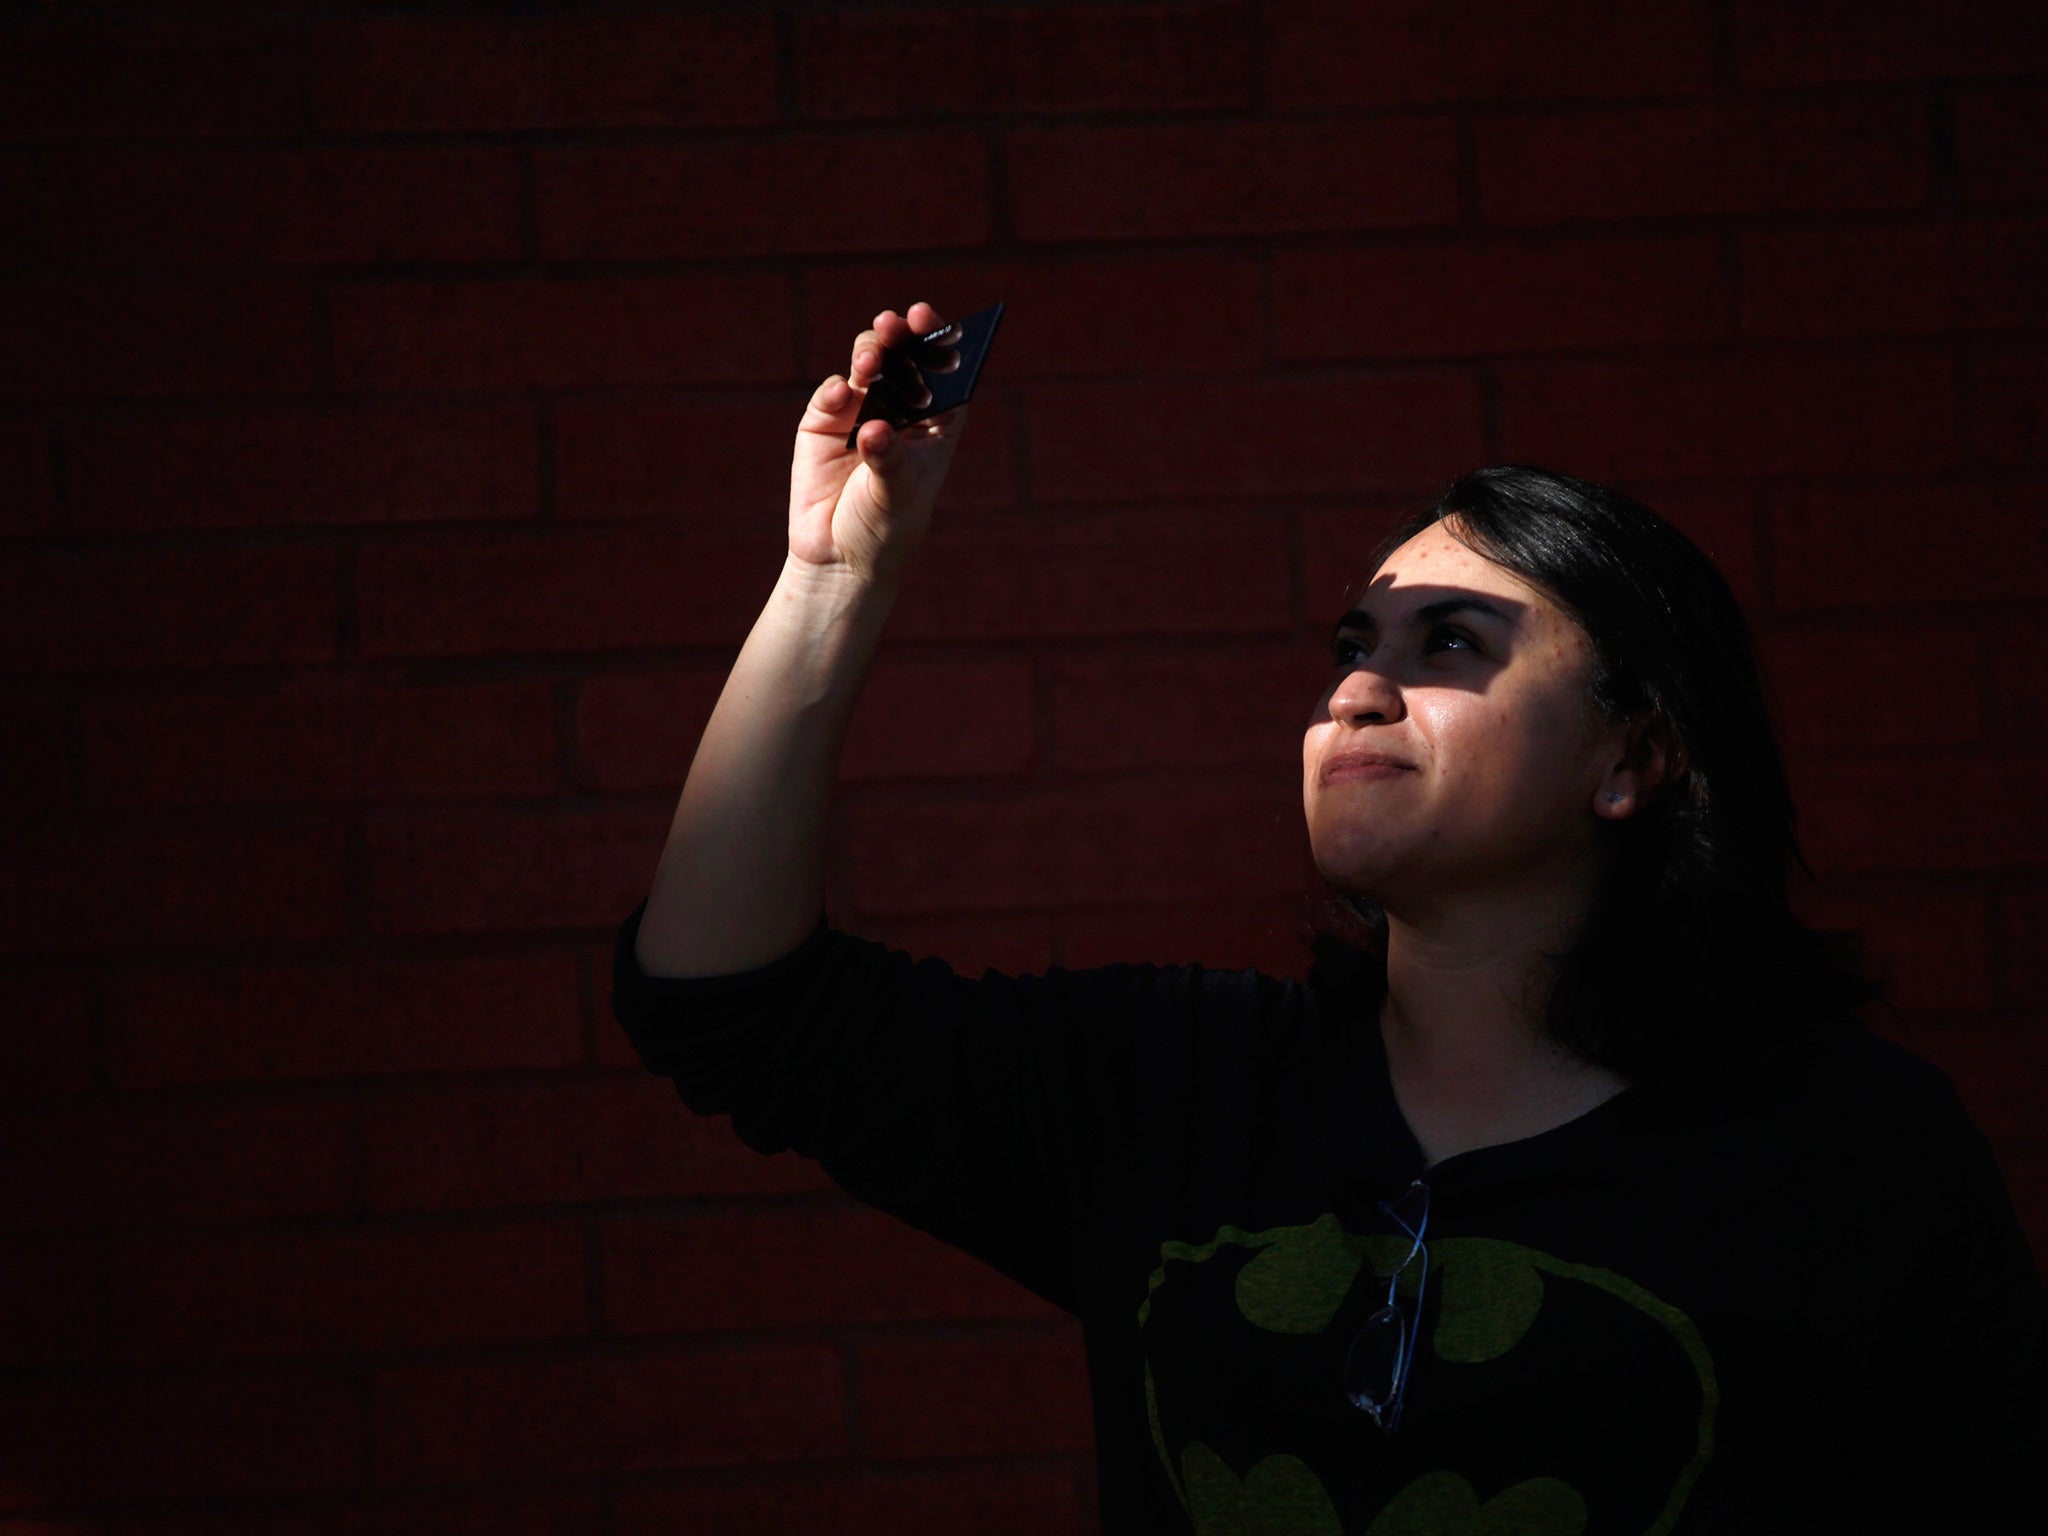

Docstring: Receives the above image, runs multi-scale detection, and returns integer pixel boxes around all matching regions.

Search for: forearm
[634,553,901,978]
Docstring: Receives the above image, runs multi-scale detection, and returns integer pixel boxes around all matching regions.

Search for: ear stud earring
[1606,792,1626,803]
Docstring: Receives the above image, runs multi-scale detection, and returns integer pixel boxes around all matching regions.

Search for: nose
[1324,656,1404,726]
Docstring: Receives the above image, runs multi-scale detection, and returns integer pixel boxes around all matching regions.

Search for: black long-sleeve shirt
[611,899,2048,1533]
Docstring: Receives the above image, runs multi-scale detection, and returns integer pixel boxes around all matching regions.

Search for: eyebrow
[1330,596,1515,635]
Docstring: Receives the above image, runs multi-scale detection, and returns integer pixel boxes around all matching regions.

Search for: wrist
[781,549,906,609]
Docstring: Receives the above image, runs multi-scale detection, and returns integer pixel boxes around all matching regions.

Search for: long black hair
[1305,464,1881,1101]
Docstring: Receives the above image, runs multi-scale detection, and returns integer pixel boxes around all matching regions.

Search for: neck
[1375,852,1613,1110]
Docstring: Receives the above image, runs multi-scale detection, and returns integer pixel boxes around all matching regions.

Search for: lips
[1321,749,1414,784]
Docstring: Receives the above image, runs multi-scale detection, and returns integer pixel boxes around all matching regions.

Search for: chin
[1309,851,1394,904]
[1307,818,1390,881]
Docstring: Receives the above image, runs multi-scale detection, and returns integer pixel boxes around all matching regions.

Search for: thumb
[858,418,898,469]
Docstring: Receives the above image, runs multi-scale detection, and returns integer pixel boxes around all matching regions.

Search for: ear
[1593,711,1687,820]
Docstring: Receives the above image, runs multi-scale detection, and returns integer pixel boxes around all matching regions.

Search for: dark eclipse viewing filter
[845,300,1006,449]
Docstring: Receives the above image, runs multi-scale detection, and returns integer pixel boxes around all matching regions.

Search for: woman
[614,304,2047,1533]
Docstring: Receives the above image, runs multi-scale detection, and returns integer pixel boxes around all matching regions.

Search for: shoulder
[1750,1010,1995,1179]
[1793,1012,1970,1114]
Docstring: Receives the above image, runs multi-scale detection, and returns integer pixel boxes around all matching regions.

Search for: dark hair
[1304,464,1880,1102]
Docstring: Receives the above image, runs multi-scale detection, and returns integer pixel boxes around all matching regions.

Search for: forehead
[1366,519,1558,619]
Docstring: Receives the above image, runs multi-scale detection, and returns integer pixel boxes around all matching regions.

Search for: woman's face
[1302,518,1631,915]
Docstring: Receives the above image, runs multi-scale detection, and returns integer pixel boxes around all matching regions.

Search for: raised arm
[634,302,972,978]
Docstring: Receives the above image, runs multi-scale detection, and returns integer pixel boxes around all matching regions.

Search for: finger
[858,305,955,391]
[893,405,967,444]
[906,303,960,373]
[848,327,884,387]
[856,417,897,464]
[872,309,913,348]
[797,372,863,436]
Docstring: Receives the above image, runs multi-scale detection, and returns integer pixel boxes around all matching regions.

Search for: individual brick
[1478,99,1928,225]
[360,803,671,938]
[1048,640,1319,773]
[1950,220,2048,329]
[105,942,583,1089]
[0,19,306,142]
[1497,347,1955,482]
[0,960,94,1098]
[0,543,337,672]
[2002,882,2048,1009]
[1755,621,1982,753]
[0,1373,359,1503]
[1786,876,1991,1012]
[330,274,793,393]
[616,1468,1086,1536]
[1992,618,2048,743]
[1028,374,1484,505]
[43,146,522,268]
[66,406,543,533]
[536,135,990,261]
[888,504,1292,642]
[1961,347,2048,466]
[553,395,810,528]
[310,10,775,132]
[0,1232,100,1366]
[102,1220,588,1364]
[80,675,559,806]
[354,527,784,661]
[0,419,50,539]
[0,676,68,811]
[1738,225,1950,339]
[1894,1013,2048,1144]
[370,1345,844,1482]
[1784,755,2048,874]
[90,1492,609,1536]
[0,281,321,401]
[1275,233,1730,360]
[1954,85,2048,205]
[1008,117,1460,242]
[843,652,1037,781]
[0,149,37,269]
[0,1095,355,1232]
[2,816,352,955]
[361,1073,832,1214]
[856,1331,1093,1459]
[571,665,730,795]
[840,776,1307,916]
[1268,0,1714,106]
[1768,480,2048,609]
[601,1202,1062,1334]
[573,654,1034,794]
[798,1,1255,118]
[1730,0,2048,87]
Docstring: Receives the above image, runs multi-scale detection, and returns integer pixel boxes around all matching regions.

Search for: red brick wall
[2,2,2042,1529]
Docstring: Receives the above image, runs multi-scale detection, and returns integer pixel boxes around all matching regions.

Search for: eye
[1330,635,1368,665]
[1424,626,1478,655]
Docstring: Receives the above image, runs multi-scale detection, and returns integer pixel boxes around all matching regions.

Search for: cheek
[1421,689,1587,799]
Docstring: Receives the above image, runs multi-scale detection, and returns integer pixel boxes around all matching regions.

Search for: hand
[788,301,971,584]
